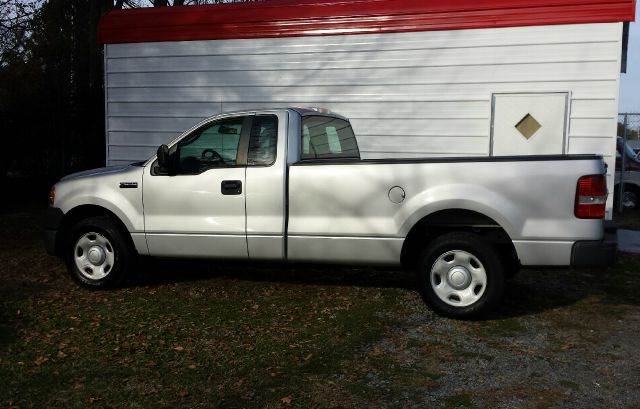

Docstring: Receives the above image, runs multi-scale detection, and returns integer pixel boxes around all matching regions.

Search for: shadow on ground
[2,206,639,322]
[128,251,640,320]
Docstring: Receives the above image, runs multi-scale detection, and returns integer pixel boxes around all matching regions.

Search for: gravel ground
[344,265,640,409]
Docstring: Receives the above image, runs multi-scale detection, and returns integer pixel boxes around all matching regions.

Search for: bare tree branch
[0,0,40,67]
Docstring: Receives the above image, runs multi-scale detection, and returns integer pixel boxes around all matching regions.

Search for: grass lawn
[1,210,640,408]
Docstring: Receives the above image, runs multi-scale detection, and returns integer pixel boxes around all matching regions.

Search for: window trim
[298,115,360,162]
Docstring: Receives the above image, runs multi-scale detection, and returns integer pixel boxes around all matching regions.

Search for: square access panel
[491,93,568,156]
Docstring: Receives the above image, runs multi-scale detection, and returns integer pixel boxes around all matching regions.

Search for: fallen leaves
[87,396,102,404]
[280,395,293,405]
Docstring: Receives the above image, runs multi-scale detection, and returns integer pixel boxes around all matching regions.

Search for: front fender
[58,195,142,233]
[54,166,144,233]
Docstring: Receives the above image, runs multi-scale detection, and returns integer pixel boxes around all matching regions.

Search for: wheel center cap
[87,246,106,265]
[447,266,471,290]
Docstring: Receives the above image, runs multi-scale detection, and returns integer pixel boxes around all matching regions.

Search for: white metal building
[99,0,636,217]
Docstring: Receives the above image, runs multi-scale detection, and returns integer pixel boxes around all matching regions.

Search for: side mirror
[157,144,171,173]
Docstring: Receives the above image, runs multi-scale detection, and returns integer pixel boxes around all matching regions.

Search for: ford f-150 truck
[44,107,617,318]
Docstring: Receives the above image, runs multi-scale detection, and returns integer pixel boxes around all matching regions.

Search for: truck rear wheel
[417,232,505,319]
[64,216,134,288]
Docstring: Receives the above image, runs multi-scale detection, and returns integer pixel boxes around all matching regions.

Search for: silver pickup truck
[45,107,616,318]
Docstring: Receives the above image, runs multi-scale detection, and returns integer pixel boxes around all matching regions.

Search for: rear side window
[301,116,359,160]
[248,115,278,166]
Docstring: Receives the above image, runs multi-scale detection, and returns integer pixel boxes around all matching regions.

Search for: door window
[176,117,245,174]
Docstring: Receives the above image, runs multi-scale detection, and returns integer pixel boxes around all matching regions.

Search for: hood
[60,165,132,182]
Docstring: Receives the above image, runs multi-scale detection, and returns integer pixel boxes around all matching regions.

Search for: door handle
[221,180,242,195]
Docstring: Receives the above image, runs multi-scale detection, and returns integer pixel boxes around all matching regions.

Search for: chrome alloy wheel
[430,250,487,307]
[73,232,115,280]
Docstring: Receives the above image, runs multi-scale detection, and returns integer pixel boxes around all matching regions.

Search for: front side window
[301,116,359,160]
[247,115,278,166]
[176,117,245,174]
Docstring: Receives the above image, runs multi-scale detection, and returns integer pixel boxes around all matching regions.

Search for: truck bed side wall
[287,158,604,266]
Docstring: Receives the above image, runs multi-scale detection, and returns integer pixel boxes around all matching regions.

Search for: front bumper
[44,207,64,256]
[571,222,617,267]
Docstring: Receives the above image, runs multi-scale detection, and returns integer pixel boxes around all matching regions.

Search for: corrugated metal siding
[104,22,622,166]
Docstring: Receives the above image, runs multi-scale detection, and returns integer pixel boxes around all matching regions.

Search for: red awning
[99,0,636,44]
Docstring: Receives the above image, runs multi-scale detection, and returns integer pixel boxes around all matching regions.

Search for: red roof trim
[99,0,636,44]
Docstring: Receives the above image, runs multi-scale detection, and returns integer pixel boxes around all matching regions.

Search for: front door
[491,93,569,156]
[142,115,251,258]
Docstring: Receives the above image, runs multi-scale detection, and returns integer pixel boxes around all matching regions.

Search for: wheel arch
[400,208,519,270]
[56,204,136,256]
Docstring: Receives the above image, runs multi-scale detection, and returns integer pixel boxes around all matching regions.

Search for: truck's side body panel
[287,158,604,266]
[103,22,623,217]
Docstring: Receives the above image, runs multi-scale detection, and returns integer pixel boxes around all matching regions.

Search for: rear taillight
[574,174,607,219]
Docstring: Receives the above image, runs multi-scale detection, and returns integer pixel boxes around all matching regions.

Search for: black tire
[64,216,134,288]
[416,232,505,319]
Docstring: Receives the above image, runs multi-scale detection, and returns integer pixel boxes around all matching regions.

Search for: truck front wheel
[417,232,505,319]
[64,216,134,288]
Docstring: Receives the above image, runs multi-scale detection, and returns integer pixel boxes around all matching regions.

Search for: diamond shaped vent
[515,114,541,140]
